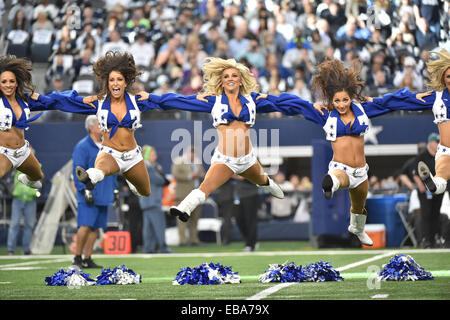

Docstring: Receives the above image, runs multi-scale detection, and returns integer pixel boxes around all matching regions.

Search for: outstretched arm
[364,87,434,118]
[136,91,213,113]
[253,92,328,125]
[28,90,98,114]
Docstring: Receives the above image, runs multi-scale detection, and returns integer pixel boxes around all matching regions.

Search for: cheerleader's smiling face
[0,71,18,98]
[332,91,352,115]
[221,68,241,93]
[108,70,127,99]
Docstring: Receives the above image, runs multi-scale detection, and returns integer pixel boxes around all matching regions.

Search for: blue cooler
[365,194,408,247]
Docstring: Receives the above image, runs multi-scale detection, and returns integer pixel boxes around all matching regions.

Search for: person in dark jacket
[138,145,171,253]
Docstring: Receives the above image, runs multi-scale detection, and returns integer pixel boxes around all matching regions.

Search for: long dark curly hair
[0,55,34,102]
[92,51,142,99]
[312,58,365,110]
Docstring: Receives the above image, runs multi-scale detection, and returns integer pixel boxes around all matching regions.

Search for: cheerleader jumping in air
[136,57,323,222]
[0,55,96,189]
[410,49,450,195]
[265,58,433,246]
[33,51,155,197]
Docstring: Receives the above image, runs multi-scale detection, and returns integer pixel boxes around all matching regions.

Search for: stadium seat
[197,198,223,245]
[30,43,53,63]
[7,42,28,58]
[72,74,96,95]
[6,30,29,58]
[30,29,53,63]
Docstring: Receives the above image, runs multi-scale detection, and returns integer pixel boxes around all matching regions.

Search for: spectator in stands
[282,38,315,70]
[291,77,312,102]
[101,29,129,55]
[214,37,231,60]
[8,9,30,34]
[365,51,392,93]
[259,52,294,93]
[319,0,347,40]
[228,24,250,61]
[7,148,39,255]
[241,38,266,71]
[45,54,74,89]
[183,34,208,71]
[138,145,171,253]
[32,0,57,21]
[81,34,101,62]
[125,7,151,31]
[415,16,439,49]
[154,33,184,69]
[31,10,54,33]
[413,0,442,43]
[171,146,205,246]
[52,25,77,55]
[308,29,330,64]
[8,0,33,23]
[393,56,424,91]
[387,24,416,59]
[73,48,95,80]
[129,32,155,68]
[72,115,118,268]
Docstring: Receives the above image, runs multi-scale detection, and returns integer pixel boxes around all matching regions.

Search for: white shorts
[328,160,369,189]
[210,148,257,174]
[1,140,31,169]
[100,145,143,174]
[435,143,450,161]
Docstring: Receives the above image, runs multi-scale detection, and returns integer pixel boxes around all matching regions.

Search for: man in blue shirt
[72,115,118,268]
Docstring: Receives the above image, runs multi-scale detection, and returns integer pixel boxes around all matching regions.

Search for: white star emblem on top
[364,119,383,145]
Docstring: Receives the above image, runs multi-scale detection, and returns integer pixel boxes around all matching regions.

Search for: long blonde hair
[201,57,259,96]
[426,49,450,91]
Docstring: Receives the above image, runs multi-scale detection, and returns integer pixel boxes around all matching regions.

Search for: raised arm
[137,92,213,113]
[364,87,434,118]
[254,92,328,125]
[28,90,97,114]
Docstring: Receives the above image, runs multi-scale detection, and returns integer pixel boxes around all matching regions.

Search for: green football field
[1,242,449,303]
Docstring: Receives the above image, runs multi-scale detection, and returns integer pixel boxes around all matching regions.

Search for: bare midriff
[331,135,366,168]
[216,121,252,158]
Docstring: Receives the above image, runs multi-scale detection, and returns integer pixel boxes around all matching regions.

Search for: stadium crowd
[2,0,449,122]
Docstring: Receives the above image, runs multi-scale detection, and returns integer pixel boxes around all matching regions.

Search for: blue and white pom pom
[259,261,344,283]
[96,265,142,285]
[45,267,96,287]
[172,262,241,285]
[377,254,434,281]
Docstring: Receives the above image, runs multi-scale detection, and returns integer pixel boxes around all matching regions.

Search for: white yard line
[0,258,68,269]
[246,251,397,300]
[1,248,448,260]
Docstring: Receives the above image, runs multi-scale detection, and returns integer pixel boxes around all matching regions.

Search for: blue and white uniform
[405,88,450,161]
[47,90,147,173]
[0,94,64,168]
[266,88,431,187]
[143,91,300,173]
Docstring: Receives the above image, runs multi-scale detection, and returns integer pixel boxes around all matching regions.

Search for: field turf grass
[1,242,449,305]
